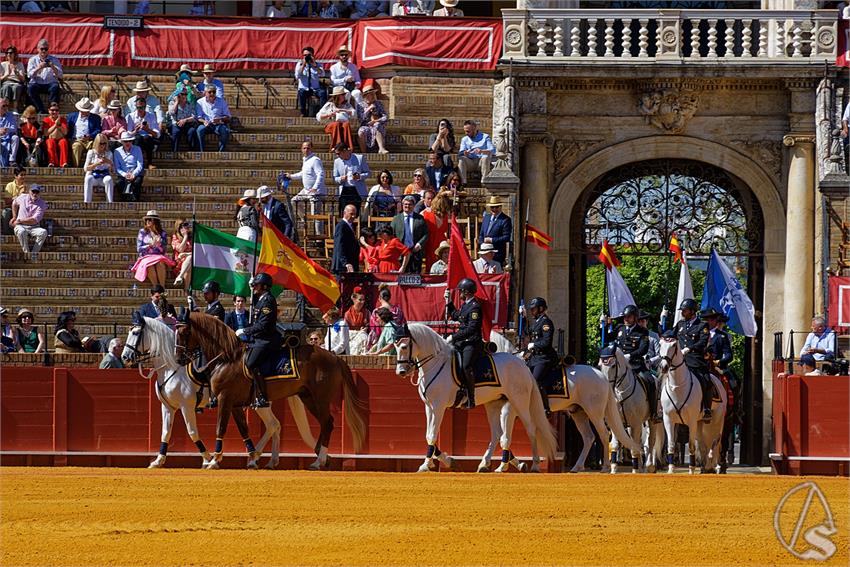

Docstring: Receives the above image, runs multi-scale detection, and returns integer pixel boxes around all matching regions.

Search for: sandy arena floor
[1,467,848,566]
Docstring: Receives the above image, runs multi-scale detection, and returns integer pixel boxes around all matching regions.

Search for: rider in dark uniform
[607,304,656,421]
[236,272,281,408]
[524,297,558,416]
[704,308,733,371]
[672,298,712,422]
[202,280,225,321]
[444,278,482,409]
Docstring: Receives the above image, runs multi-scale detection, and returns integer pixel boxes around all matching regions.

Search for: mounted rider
[606,304,656,421]
[524,296,558,416]
[444,278,482,408]
[201,280,225,321]
[671,298,712,422]
[235,272,281,408]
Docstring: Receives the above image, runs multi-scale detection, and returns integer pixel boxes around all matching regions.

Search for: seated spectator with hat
[168,63,200,105]
[473,242,503,274]
[125,80,165,134]
[54,311,101,354]
[195,84,231,152]
[99,338,125,369]
[131,210,175,287]
[15,308,44,353]
[113,131,145,201]
[235,188,259,242]
[67,97,102,168]
[1,306,18,353]
[126,94,161,168]
[478,195,512,266]
[100,100,127,150]
[457,119,494,184]
[0,96,19,168]
[357,83,389,155]
[434,0,463,16]
[329,45,362,105]
[317,86,356,152]
[197,64,225,100]
[430,239,450,275]
[139,284,166,319]
[82,133,114,203]
[10,183,47,261]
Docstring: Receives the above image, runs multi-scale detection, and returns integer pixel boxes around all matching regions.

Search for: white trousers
[83,173,114,203]
[14,224,47,253]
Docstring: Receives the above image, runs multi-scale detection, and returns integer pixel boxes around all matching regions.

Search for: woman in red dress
[422,190,451,272]
[41,102,69,167]
[359,226,380,272]
[374,225,410,273]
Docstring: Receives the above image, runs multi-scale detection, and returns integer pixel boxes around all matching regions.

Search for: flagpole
[443,193,459,338]
[249,218,262,325]
[189,197,196,298]
[517,199,530,340]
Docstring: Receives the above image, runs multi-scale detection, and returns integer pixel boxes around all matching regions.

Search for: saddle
[242,346,300,382]
[543,364,571,399]
[186,360,210,412]
[450,351,501,389]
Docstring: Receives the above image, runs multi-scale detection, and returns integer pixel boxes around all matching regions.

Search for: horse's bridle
[660,338,687,371]
[174,322,202,365]
[601,349,636,403]
[395,335,439,387]
[125,325,153,366]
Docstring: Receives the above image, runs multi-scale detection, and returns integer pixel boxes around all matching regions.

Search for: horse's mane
[142,316,182,369]
[189,312,243,363]
[407,323,452,358]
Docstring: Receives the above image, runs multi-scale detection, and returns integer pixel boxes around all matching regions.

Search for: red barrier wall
[1,367,532,467]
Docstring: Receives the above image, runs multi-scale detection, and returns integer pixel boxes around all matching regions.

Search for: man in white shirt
[126,97,161,168]
[125,81,165,133]
[195,85,232,152]
[473,242,503,274]
[26,39,63,114]
[322,307,350,355]
[329,45,363,106]
[800,316,836,361]
[287,140,326,206]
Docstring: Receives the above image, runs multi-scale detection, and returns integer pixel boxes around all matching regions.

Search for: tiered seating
[0,73,495,339]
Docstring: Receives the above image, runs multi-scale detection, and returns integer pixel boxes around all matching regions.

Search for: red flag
[669,232,684,264]
[525,222,552,251]
[447,214,492,340]
[598,239,621,270]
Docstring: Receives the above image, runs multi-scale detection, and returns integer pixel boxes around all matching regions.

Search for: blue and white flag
[606,265,637,319]
[701,249,758,337]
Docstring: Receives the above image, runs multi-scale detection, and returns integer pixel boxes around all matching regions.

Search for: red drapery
[828,276,850,331]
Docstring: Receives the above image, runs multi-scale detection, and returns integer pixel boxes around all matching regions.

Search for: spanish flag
[598,239,621,270]
[257,217,340,313]
[525,223,553,251]
[669,232,684,264]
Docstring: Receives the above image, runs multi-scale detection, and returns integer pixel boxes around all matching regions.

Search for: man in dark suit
[66,97,102,168]
[331,203,360,276]
[257,185,293,240]
[138,285,165,319]
[224,295,250,332]
[478,195,513,266]
[424,151,453,191]
[390,195,428,273]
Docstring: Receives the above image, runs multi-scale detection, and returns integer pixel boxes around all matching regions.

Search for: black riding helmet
[679,298,698,311]
[457,278,476,294]
[251,272,272,287]
[528,297,547,310]
[620,304,639,318]
[202,280,221,294]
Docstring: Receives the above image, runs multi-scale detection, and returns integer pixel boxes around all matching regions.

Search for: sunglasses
[39,47,48,51]
[414,174,422,177]
[21,315,32,319]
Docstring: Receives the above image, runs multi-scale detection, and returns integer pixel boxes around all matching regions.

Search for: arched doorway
[569,159,765,464]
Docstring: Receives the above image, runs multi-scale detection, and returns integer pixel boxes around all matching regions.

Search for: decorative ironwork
[579,159,763,256]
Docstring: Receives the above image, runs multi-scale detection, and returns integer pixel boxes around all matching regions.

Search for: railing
[502,9,839,62]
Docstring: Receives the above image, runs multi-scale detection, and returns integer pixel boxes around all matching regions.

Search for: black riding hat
[457,278,476,294]
[620,304,639,318]
[599,344,617,358]
[251,272,272,287]
[700,307,722,319]
[202,280,220,294]
[678,298,698,311]
[528,297,547,310]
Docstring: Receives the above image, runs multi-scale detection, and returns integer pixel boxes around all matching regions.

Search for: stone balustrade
[502,9,839,62]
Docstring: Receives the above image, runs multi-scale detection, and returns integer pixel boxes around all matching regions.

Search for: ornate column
[520,134,553,303]
[782,134,815,333]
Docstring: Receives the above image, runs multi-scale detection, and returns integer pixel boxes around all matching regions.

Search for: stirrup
[207,397,218,409]
[465,396,476,409]
[253,396,270,409]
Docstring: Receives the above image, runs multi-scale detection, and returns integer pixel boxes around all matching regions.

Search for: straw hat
[16,308,34,324]
[330,86,347,98]
[337,44,351,55]
[106,99,122,111]
[256,185,274,199]
[202,64,215,73]
[74,97,94,112]
[485,195,504,208]
[177,63,196,75]
[143,210,160,220]
[362,84,377,95]
[132,80,150,92]
[238,188,256,204]
[478,242,496,255]
[436,240,450,255]
[120,131,135,142]
[440,0,459,7]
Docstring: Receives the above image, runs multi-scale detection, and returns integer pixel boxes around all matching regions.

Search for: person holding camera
[126,97,161,168]
[171,218,193,289]
[295,47,327,118]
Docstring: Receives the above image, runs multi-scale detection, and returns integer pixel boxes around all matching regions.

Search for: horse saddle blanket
[451,352,501,388]
[186,360,210,387]
[242,347,299,382]
[544,365,571,399]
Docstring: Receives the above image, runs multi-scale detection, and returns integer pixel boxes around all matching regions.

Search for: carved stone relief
[729,138,783,180]
[637,88,699,134]
[519,89,547,114]
[553,139,604,178]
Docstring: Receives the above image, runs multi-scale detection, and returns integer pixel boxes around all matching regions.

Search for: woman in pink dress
[367,283,407,349]
[422,191,451,272]
[131,210,175,287]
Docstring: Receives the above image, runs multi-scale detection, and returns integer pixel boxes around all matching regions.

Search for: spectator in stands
[188,0,215,15]
[800,316,835,361]
[168,64,200,105]
[82,133,114,203]
[366,169,400,219]
[100,100,127,150]
[14,308,44,353]
[171,218,193,288]
[26,39,62,115]
[18,106,43,166]
[90,85,117,118]
[99,338,125,369]
[414,187,435,214]
[317,86,355,152]
[433,0,462,16]
[0,307,17,353]
[295,46,327,118]
[131,210,175,288]
[375,225,410,273]
[422,190,450,270]
[235,188,259,241]
[392,0,428,15]
[66,97,101,167]
[2,165,27,234]
[317,0,341,17]
[430,240,450,275]
[258,185,294,239]
[329,45,362,104]
[457,119,494,184]
[473,242,503,274]
[114,131,144,201]
[442,170,466,210]
[373,280,409,329]
[307,330,323,346]
[346,288,370,355]
[287,140,326,212]
[403,168,431,201]
[138,284,165,319]
[225,295,249,332]
[126,81,166,135]
[195,84,231,152]
[425,150,453,192]
[54,311,101,354]
[1,46,26,112]
[478,195,512,266]
[333,143,370,216]
[197,64,225,99]
[0,97,19,167]
[367,307,397,356]
[351,0,388,18]
[267,0,294,17]
[126,96,161,168]
[391,195,427,273]
[332,203,360,276]
[356,84,389,155]
[429,118,456,168]
[168,87,198,152]
[359,226,379,272]
[798,353,822,376]
[10,183,46,261]
[323,307,350,355]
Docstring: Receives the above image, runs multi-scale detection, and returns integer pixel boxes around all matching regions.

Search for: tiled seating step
[152,149,440,167]
[2,307,302,328]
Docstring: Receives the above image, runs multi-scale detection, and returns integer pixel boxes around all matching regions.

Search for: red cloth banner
[838,19,849,68]
[0,14,501,72]
[828,276,850,330]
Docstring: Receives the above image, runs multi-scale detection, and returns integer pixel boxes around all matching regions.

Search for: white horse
[394,323,557,473]
[658,337,727,474]
[598,345,663,473]
[122,315,316,469]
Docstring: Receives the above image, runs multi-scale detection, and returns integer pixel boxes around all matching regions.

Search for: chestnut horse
[174,312,367,469]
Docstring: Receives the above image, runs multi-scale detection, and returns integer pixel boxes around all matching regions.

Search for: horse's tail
[287,396,317,451]
[605,387,642,453]
[528,377,557,462]
[340,359,368,453]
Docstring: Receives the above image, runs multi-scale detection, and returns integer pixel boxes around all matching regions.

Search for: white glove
[235,328,245,337]
[623,353,631,361]
[681,347,691,355]
[187,295,196,310]
[444,289,451,302]
[527,341,535,349]
[519,305,526,316]
[446,335,453,344]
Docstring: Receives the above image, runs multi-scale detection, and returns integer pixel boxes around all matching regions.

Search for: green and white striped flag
[192,223,257,297]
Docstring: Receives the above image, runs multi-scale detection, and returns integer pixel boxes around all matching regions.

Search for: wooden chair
[305,214,332,258]
[453,217,473,255]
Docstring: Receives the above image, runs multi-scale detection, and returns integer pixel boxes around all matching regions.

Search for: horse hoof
[417,463,434,473]
[632,468,639,474]
[529,463,540,474]
[646,465,656,474]
[265,461,278,470]
[569,467,583,474]
[516,461,527,473]
[477,463,491,473]
[246,461,259,470]
[148,461,164,469]
[688,467,696,475]
[442,457,455,470]
[308,462,321,471]
[205,461,220,470]
[667,465,675,474]
[494,462,509,473]
[610,464,618,475]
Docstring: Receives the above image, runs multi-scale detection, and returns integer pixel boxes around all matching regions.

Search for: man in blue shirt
[197,64,225,99]
[113,131,145,201]
[0,98,19,168]
[332,143,370,216]
[195,85,231,152]
[457,119,495,185]
[295,47,327,118]
[800,316,836,361]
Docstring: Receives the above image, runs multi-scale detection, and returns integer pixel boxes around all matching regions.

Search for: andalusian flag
[669,232,684,263]
[598,239,621,270]
[525,223,552,251]
[192,223,257,297]
[257,217,339,312]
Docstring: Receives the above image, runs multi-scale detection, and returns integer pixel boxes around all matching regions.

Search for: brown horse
[174,312,367,470]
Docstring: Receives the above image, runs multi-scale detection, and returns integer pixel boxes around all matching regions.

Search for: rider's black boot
[253,374,270,408]
[539,384,552,416]
[464,372,476,408]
